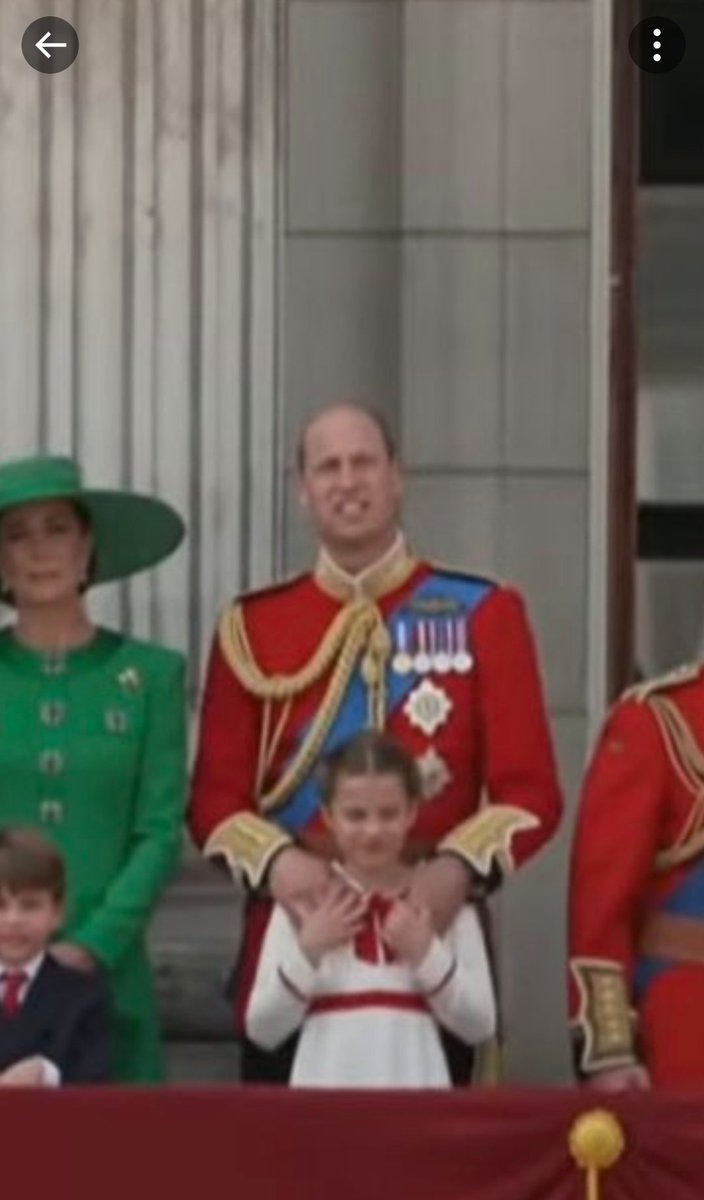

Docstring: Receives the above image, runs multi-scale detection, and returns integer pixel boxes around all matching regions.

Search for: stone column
[283,0,598,1082]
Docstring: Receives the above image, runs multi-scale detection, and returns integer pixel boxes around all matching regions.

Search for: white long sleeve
[246,902,496,1056]
[245,904,318,1051]
[412,905,496,1045]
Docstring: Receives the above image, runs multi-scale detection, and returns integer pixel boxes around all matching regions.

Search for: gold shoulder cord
[647,695,704,869]
[623,661,699,703]
[218,599,392,814]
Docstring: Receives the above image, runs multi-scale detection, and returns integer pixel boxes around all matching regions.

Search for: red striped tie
[1,970,27,1017]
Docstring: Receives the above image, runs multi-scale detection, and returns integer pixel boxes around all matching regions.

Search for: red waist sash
[308,991,429,1016]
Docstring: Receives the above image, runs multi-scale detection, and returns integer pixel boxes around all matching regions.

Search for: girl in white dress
[245,731,496,1088]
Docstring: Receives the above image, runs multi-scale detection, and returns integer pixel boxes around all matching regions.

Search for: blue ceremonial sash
[272,571,494,834]
[634,857,704,998]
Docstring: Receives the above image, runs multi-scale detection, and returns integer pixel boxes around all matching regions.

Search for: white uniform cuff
[413,937,456,995]
[40,1058,61,1088]
[279,938,319,999]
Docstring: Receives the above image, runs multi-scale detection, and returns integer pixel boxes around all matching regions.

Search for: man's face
[298,409,402,557]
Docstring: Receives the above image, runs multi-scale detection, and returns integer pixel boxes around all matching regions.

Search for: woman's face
[0,499,93,610]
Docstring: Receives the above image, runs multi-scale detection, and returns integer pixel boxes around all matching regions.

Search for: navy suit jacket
[0,955,112,1083]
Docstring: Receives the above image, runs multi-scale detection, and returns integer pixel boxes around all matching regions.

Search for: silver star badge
[416,748,452,800]
[403,679,452,737]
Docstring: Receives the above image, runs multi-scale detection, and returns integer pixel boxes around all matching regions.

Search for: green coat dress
[0,626,186,1082]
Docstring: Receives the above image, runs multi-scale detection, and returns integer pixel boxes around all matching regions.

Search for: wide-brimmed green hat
[0,455,185,586]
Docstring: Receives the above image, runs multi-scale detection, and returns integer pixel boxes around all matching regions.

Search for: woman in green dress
[0,455,187,1082]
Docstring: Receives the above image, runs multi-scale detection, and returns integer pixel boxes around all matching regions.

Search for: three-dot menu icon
[629,16,686,73]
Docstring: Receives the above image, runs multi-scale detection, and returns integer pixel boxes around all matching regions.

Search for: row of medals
[391,616,473,676]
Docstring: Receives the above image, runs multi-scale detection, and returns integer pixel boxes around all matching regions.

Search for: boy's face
[323,772,418,874]
[0,888,62,967]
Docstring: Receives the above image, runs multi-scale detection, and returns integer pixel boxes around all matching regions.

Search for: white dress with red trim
[245,899,496,1088]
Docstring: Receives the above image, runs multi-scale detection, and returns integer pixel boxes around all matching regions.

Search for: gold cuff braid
[204,812,292,889]
[438,805,540,877]
[570,958,636,1073]
[218,599,392,814]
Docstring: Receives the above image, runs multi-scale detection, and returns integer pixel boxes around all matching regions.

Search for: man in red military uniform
[569,665,704,1089]
[190,402,563,1081]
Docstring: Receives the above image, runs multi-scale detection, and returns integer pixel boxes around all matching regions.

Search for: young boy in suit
[0,826,111,1086]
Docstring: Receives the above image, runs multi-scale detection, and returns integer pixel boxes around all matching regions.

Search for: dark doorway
[608,0,640,699]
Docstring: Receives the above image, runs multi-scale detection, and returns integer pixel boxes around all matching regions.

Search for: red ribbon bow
[353,894,397,964]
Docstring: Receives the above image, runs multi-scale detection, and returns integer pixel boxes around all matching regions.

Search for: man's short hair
[318,730,422,807]
[296,402,398,474]
[0,826,66,901]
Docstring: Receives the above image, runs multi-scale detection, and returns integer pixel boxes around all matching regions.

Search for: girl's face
[323,772,418,874]
[0,499,92,610]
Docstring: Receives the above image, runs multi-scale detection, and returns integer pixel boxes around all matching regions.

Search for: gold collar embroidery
[314,534,417,603]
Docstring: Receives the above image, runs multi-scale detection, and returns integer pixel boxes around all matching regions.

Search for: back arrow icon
[36,31,68,58]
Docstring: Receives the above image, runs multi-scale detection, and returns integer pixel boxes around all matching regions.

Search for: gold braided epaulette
[622,662,702,704]
[217,593,378,703]
[216,589,394,815]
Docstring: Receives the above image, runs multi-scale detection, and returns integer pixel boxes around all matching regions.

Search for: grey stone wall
[636,187,704,675]
[282,0,595,1082]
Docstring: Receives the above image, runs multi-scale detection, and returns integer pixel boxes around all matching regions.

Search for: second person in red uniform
[569,664,704,1089]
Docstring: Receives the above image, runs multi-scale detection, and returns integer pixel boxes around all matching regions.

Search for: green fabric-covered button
[40,652,67,677]
[40,700,67,727]
[105,708,129,734]
[39,799,64,824]
[38,748,64,775]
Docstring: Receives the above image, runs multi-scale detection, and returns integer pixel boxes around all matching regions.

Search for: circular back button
[22,16,79,74]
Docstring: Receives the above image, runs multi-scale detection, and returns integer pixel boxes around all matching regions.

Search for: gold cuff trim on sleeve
[570,958,636,1073]
[204,812,292,890]
[438,805,540,877]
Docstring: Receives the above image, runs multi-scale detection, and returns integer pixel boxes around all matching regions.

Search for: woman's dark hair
[0,826,66,901]
[318,730,422,807]
[71,501,97,591]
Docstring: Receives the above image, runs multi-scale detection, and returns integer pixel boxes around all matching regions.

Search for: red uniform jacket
[569,665,704,1084]
[189,552,563,883]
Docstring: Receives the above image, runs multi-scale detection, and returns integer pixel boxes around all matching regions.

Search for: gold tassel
[568,1110,625,1200]
[474,1036,503,1087]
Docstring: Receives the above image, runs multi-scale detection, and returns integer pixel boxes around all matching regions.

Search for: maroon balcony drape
[4,1086,704,1200]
